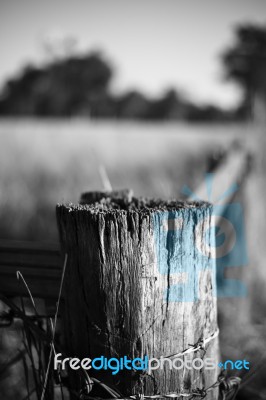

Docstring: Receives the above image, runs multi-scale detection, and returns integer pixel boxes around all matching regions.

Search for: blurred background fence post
[56,191,219,398]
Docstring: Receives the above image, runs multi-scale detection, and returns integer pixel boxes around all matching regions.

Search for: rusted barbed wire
[80,371,241,399]
[130,373,238,399]
[162,328,219,360]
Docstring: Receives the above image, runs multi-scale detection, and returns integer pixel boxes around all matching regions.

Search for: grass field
[0,119,248,241]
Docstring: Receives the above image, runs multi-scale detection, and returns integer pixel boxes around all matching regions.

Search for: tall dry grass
[0,119,244,241]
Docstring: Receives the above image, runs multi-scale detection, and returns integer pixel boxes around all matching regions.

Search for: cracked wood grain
[56,191,219,398]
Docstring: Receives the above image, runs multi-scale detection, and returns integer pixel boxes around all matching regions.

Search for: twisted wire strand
[162,328,220,360]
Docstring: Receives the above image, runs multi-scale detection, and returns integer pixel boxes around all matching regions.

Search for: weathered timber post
[56,191,219,398]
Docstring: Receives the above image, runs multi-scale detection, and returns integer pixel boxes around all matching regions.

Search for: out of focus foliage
[0,51,230,121]
[222,24,266,120]
[0,52,112,117]
[3,21,266,123]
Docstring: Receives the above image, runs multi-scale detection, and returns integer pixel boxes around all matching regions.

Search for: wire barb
[164,328,219,360]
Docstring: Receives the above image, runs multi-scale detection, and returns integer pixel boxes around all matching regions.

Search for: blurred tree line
[0,52,229,121]
[0,23,265,121]
[222,23,266,123]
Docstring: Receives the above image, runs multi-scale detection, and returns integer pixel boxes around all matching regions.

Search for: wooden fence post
[56,192,219,398]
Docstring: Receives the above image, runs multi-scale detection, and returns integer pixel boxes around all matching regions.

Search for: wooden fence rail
[0,240,61,299]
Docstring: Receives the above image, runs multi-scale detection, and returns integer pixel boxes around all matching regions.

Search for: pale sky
[1,0,266,108]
